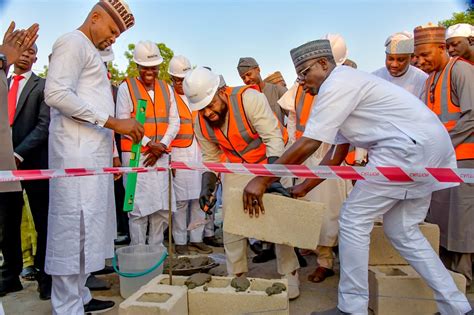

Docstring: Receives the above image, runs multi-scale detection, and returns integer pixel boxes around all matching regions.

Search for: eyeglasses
[296,60,319,83]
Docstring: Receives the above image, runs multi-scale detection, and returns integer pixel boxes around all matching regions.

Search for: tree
[37,65,48,78]
[439,7,473,27]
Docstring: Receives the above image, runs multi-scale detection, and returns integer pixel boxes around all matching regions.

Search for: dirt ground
[2,246,473,315]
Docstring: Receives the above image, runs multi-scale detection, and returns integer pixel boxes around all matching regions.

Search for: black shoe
[249,241,263,255]
[84,298,115,314]
[203,236,223,247]
[0,280,23,297]
[37,272,52,301]
[295,248,308,267]
[92,265,115,276]
[85,275,111,291]
[252,249,276,263]
[20,266,38,281]
[114,235,130,245]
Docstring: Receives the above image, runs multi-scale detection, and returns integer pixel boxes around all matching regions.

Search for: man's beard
[207,106,228,128]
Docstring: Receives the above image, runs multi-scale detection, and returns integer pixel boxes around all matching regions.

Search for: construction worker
[372,31,428,99]
[116,40,179,247]
[278,33,352,283]
[414,24,474,290]
[243,39,471,315]
[168,55,212,255]
[183,67,300,299]
[446,23,474,63]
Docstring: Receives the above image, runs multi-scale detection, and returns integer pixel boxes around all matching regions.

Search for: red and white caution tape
[1,162,473,183]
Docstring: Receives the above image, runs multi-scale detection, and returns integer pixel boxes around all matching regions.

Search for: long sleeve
[45,33,109,126]
[160,86,180,147]
[287,111,297,145]
[242,89,285,157]
[449,62,474,148]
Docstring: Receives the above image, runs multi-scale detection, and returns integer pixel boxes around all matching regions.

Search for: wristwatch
[0,54,7,72]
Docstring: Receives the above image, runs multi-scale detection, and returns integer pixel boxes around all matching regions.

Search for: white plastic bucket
[115,244,167,298]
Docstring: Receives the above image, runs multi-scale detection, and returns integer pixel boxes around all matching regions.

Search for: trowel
[187,175,221,231]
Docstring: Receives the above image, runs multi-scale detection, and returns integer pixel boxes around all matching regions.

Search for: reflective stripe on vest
[426,57,474,160]
[171,90,195,148]
[198,86,268,164]
[121,78,170,152]
[294,84,316,140]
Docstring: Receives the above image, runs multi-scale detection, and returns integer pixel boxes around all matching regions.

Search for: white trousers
[338,185,471,315]
[172,199,205,244]
[129,210,168,246]
[51,213,92,315]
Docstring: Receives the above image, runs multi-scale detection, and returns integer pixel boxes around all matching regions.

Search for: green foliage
[37,65,48,78]
[439,7,473,27]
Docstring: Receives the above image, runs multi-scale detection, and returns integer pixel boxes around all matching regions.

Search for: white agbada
[171,93,202,201]
[45,30,116,275]
[116,80,179,217]
[303,66,469,314]
[372,65,428,100]
[278,83,351,247]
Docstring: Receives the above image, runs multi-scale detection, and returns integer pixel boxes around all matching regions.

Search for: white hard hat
[133,40,163,67]
[168,55,192,78]
[446,23,474,40]
[323,33,348,66]
[183,67,220,111]
[99,46,115,63]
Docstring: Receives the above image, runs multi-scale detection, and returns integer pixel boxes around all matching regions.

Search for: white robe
[372,65,428,100]
[116,80,180,217]
[45,30,116,275]
[170,94,201,202]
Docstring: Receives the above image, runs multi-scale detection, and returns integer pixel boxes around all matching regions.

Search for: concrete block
[368,265,466,315]
[187,276,289,315]
[148,274,289,315]
[119,282,188,315]
[369,222,440,265]
[222,174,327,249]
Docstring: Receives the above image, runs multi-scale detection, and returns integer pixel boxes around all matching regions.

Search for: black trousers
[115,177,129,236]
[0,190,23,287]
[22,179,49,273]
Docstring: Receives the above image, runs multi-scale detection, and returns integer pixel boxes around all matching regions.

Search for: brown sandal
[307,266,335,283]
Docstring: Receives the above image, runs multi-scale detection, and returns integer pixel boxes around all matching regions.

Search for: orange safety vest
[426,57,474,161]
[121,77,171,153]
[171,90,196,148]
[294,84,316,140]
[199,86,287,164]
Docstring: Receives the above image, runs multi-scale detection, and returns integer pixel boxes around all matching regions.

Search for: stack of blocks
[119,274,289,315]
[368,222,466,315]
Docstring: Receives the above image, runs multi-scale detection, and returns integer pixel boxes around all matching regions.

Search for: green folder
[123,99,147,212]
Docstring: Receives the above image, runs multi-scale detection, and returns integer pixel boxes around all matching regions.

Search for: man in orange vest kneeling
[116,40,180,247]
[415,24,474,289]
[183,67,300,299]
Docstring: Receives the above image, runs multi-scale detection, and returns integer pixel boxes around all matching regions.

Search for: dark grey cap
[237,57,259,76]
[290,39,333,69]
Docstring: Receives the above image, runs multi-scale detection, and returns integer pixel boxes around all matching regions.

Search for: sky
[0,0,469,85]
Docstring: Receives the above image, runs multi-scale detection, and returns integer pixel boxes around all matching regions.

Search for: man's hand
[147,142,167,160]
[113,157,122,180]
[1,22,39,68]
[288,183,308,199]
[105,117,144,143]
[199,172,218,211]
[143,151,158,167]
[242,176,268,218]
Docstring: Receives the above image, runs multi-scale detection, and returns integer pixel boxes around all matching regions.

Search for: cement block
[368,265,466,315]
[222,174,327,249]
[119,282,188,315]
[147,274,289,315]
[369,222,440,265]
[187,276,289,315]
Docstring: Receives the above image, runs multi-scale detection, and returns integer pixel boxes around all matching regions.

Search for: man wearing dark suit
[9,43,51,300]
[0,21,39,297]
